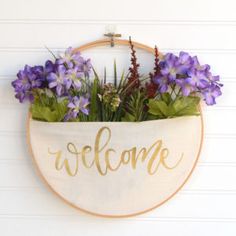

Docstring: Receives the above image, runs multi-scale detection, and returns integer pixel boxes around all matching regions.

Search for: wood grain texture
[0,0,236,235]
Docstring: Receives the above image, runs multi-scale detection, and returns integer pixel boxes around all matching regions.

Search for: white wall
[0,0,236,235]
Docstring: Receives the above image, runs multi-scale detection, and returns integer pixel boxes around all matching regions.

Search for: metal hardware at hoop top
[104,33,122,47]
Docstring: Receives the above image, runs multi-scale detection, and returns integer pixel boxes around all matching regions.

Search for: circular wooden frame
[26,38,204,218]
[73,38,156,54]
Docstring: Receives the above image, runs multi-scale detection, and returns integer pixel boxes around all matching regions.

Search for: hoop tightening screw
[104,33,122,47]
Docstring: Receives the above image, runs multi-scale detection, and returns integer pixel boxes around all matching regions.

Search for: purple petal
[56,58,65,65]
[73,80,82,89]
[47,73,57,82]
[63,78,72,90]
[182,86,192,96]
[204,94,216,105]
[57,65,66,74]
[48,81,58,88]
[56,84,63,96]
[81,107,89,115]
[65,47,73,56]
[45,60,54,73]
[67,102,76,109]
[159,84,168,93]
[71,110,78,118]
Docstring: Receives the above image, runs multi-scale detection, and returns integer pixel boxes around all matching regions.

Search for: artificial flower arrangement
[12,39,222,122]
[11,38,223,217]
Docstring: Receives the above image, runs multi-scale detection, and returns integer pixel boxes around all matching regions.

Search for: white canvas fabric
[28,116,202,216]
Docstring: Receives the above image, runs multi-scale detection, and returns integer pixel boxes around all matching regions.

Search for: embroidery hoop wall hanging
[27,38,204,218]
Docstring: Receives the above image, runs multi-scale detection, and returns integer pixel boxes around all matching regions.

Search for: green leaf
[104,67,107,84]
[114,60,117,88]
[121,112,136,122]
[161,93,172,105]
[31,105,58,122]
[147,95,201,119]
[147,99,169,117]
[89,78,99,121]
[117,70,125,92]
[31,98,68,122]
[122,90,147,121]
[172,96,200,116]
[92,67,100,80]
[54,99,68,121]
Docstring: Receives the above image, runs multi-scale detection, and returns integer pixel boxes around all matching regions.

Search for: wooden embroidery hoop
[73,38,155,54]
[26,38,204,218]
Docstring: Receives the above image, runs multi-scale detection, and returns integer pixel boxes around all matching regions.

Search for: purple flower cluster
[64,96,89,121]
[12,61,54,102]
[47,47,92,96]
[153,52,223,105]
[12,47,92,102]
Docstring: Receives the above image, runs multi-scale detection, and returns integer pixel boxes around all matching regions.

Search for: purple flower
[56,47,92,78]
[47,65,72,96]
[30,61,55,79]
[186,70,209,89]
[12,65,43,103]
[176,79,196,96]
[153,75,169,93]
[207,73,220,83]
[192,56,210,72]
[56,47,83,69]
[31,65,44,76]
[202,84,222,105]
[178,52,191,65]
[64,96,89,121]
[160,52,194,81]
[178,51,193,73]
[44,60,55,74]
[66,67,83,90]
[153,51,223,105]
[76,58,92,77]
[160,53,179,81]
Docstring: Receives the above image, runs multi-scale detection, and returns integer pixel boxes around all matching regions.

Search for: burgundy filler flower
[146,46,160,98]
